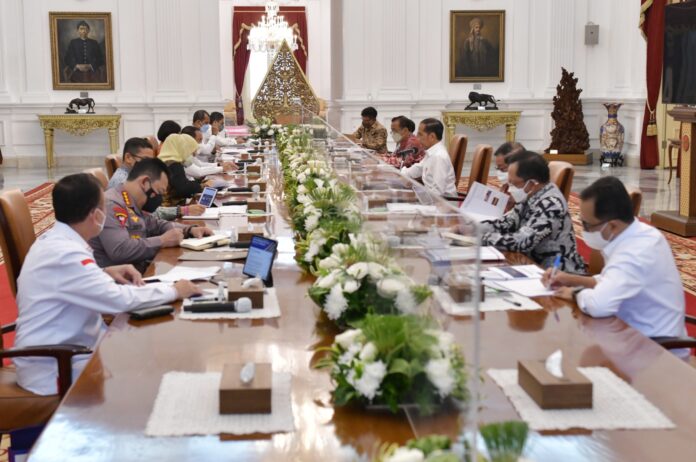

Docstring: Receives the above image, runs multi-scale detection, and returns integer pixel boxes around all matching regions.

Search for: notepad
[144,266,220,283]
[180,235,230,251]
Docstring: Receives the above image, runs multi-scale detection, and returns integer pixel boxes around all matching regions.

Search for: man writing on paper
[401,118,457,196]
[543,176,687,358]
[13,173,201,395]
[90,158,213,272]
[481,151,585,273]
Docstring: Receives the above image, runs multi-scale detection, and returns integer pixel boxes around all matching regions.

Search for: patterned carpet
[0,182,56,265]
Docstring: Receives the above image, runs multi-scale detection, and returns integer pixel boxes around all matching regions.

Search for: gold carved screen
[252,40,319,121]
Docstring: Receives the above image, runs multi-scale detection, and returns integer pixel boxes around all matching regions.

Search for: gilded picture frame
[49,12,114,90]
[450,10,505,83]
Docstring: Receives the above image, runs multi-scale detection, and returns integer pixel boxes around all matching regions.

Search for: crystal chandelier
[247,0,298,53]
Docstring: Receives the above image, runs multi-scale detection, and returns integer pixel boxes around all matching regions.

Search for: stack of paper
[424,246,505,262]
[460,182,509,222]
[482,265,553,297]
[182,205,247,220]
[144,266,220,283]
[386,203,439,215]
[180,234,230,251]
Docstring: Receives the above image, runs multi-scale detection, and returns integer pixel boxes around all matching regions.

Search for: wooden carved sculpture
[545,68,590,154]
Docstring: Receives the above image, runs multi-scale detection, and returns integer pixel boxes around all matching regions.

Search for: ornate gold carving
[442,110,522,145]
[252,41,319,121]
[37,114,121,168]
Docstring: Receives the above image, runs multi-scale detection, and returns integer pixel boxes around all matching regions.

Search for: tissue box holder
[227,277,264,308]
[219,363,272,414]
[517,360,593,409]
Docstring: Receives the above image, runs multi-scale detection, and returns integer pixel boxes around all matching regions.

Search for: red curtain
[232,6,308,124]
[639,0,666,169]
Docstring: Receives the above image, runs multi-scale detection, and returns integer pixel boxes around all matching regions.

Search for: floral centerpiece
[251,117,275,139]
[308,234,431,325]
[377,435,461,462]
[316,315,468,415]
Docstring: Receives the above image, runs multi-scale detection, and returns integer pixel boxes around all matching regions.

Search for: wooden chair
[104,155,121,179]
[448,135,468,186]
[588,187,643,275]
[466,144,493,192]
[651,314,696,354]
[84,168,109,190]
[0,190,36,296]
[548,161,575,201]
[0,319,91,433]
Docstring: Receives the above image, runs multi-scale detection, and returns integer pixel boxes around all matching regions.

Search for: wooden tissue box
[227,277,264,309]
[237,225,265,242]
[367,198,388,209]
[518,360,593,409]
[219,363,272,414]
[246,164,262,174]
[248,180,266,192]
[247,199,267,212]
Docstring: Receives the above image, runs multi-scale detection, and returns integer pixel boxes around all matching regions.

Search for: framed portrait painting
[49,12,114,90]
[450,10,505,82]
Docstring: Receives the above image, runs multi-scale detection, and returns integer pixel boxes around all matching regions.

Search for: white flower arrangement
[308,235,431,325]
[316,315,468,415]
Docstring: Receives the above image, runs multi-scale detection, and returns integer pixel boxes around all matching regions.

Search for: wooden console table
[37,114,121,168]
[442,110,522,147]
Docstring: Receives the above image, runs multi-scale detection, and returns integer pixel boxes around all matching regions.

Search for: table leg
[108,128,119,154]
[505,123,517,143]
[43,128,55,169]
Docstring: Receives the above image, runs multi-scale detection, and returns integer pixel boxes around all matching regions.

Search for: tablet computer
[243,235,278,286]
[198,187,218,207]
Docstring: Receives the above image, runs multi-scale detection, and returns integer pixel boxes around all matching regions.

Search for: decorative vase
[600,103,625,166]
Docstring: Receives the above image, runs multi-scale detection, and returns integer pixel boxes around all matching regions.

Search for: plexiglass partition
[268,109,485,459]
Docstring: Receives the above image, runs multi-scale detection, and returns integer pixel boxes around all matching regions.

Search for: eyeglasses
[581,220,607,232]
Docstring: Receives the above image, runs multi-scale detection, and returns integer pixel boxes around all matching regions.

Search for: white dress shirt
[13,221,177,395]
[401,142,457,196]
[576,220,687,358]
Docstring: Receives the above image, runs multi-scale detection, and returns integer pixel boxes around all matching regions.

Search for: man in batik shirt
[382,116,426,169]
[481,150,586,273]
[349,107,388,153]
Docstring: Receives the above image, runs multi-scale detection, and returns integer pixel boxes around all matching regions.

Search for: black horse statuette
[65,98,96,114]
[465,92,498,110]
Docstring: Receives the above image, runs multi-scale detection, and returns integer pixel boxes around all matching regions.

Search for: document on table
[182,205,248,220]
[484,278,554,297]
[424,246,506,262]
[459,182,509,222]
[144,266,220,283]
[386,203,439,215]
[483,265,545,280]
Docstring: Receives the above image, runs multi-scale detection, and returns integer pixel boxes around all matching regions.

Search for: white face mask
[582,223,611,250]
[95,208,106,233]
[496,171,508,183]
[392,131,402,143]
[508,180,530,203]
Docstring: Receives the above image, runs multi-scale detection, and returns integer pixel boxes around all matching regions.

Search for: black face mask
[142,181,163,213]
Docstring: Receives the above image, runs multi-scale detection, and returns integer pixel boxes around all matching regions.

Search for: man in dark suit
[63,21,105,83]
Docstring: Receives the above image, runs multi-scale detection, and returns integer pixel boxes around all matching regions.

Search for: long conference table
[26,150,696,462]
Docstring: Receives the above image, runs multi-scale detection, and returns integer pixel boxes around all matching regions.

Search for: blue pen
[550,254,561,281]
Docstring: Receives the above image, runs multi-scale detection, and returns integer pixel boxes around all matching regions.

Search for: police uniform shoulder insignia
[122,191,132,208]
[113,205,128,228]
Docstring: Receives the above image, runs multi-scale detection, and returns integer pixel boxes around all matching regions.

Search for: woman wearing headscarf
[158,134,212,205]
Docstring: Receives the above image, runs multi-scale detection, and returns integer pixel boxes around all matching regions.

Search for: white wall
[0,0,647,167]
[336,0,648,165]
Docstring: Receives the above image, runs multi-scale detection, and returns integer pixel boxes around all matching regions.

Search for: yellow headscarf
[157,133,199,164]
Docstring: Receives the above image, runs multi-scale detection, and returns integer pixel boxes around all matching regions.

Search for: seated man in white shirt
[544,176,687,358]
[13,173,202,395]
[401,118,457,196]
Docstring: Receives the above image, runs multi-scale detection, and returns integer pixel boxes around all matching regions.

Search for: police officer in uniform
[90,158,213,271]
[13,173,201,395]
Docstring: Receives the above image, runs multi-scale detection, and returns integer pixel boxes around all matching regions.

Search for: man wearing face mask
[90,158,213,271]
[383,116,425,169]
[348,107,388,153]
[492,141,525,185]
[13,173,201,395]
[543,177,687,357]
[481,150,585,273]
